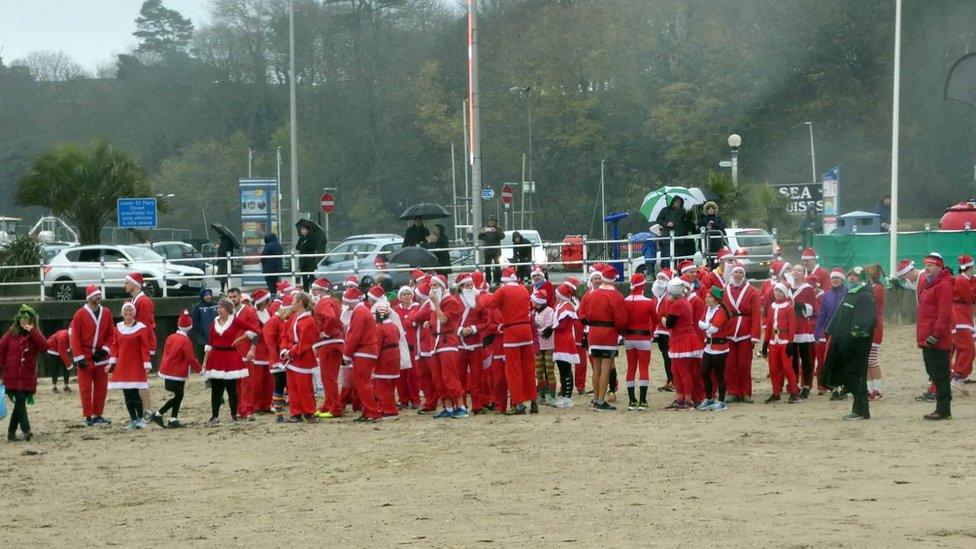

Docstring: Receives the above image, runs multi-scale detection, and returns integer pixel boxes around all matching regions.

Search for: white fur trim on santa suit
[623,340,653,351]
[371,373,401,380]
[204,368,250,380]
[530,293,547,305]
[553,351,580,364]
[286,364,317,375]
[668,350,703,359]
[107,381,149,390]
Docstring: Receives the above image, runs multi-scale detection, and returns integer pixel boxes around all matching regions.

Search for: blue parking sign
[117,198,158,229]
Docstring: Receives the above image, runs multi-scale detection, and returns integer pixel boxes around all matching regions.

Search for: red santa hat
[397,285,414,297]
[530,289,548,305]
[801,247,818,261]
[730,262,746,275]
[251,288,271,305]
[311,277,332,291]
[367,285,387,302]
[530,265,545,278]
[716,247,733,262]
[240,292,252,303]
[121,300,136,314]
[281,293,294,308]
[344,275,359,289]
[923,252,944,268]
[601,265,619,284]
[773,282,791,298]
[454,272,474,287]
[630,272,646,288]
[125,272,144,289]
[830,268,845,280]
[556,283,575,301]
[411,269,426,283]
[177,309,192,330]
[275,280,293,293]
[589,262,607,273]
[85,284,102,300]
[342,287,364,304]
[776,261,791,279]
[678,260,695,275]
[679,272,695,289]
[894,259,915,278]
[500,267,518,283]
[471,270,487,291]
[430,274,448,289]
[415,282,430,300]
[960,254,974,270]
[656,268,673,281]
[563,276,580,291]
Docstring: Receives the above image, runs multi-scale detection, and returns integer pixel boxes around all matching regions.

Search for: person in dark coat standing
[478,216,504,285]
[295,224,319,291]
[403,219,430,248]
[260,233,284,294]
[875,194,892,232]
[0,305,49,441]
[422,223,451,275]
[822,271,876,420]
[916,252,954,420]
[654,196,695,268]
[698,201,726,268]
[511,231,533,282]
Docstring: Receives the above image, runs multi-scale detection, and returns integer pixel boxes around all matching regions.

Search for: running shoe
[799,388,811,400]
[503,404,527,415]
[627,399,639,411]
[764,394,781,404]
[636,401,647,411]
[62,385,71,393]
[787,394,801,403]
[84,417,94,427]
[696,399,714,411]
[709,401,728,412]
[842,413,867,421]
[123,421,138,431]
[664,400,680,410]
[92,416,112,427]
[923,412,951,421]
[53,386,60,393]
[451,407,469,418]
[149,413,166,428]
[593,401,616,411]
[740,395,754,403]
[354,416,379,423]
[529,400,539,414]
[433,409,453,419]
[951,378,969,396]
[167,419,186,428]
[205,417,221,427]
[914,392,935,402]
[285,416,303,423]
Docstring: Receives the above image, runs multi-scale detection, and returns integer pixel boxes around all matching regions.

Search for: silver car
[314,234,404,289]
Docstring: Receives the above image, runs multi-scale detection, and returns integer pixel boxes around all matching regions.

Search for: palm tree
[17,140,160,244]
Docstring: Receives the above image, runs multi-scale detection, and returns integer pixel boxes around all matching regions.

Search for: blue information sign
[482,188,494,199]
[117,198,158,229]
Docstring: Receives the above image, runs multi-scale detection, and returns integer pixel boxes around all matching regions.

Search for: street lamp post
[727,133,741,185]
[509,85,533,181]
[288,0,300,247]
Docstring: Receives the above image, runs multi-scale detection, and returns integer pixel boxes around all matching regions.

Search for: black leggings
[210,378,238,419]
[122,388,144,421]
[274,371,287,394]
[555,360,573,398]
[701,353,727,402]
[50,357,69,385]
[657,335,672,383]
[609,366,618,393]
[158,379,185,418]
[792,342,814,388]
[7,390,30,437]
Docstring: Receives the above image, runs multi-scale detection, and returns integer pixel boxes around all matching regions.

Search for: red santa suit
[477,270,537,407]
[622,275,654,390]
[70,298,113,418]
[723,272,761,399]
[281,310,318,417]
[250,302,275,412]
[486,308,508,411]
[806,264,831,296]
[262,308,289,416]
[131,290,157,355]
[416,280,465,407]
[46,329,72,370]
[407,290,437,412]
[951,270,975,379]
[552,298,580,366]
[107,321,152,390]
[158,330,201,382]
[662,294,704,400]
[234,302,261,417]
[698,303,732,400]
[791,278,818,389]
[457,278,490,411]
[392,297,421,408]
[579,287,628,357]
[686,286,707,402]
[204,314,258,380]
[313,295,345,416]
[374,318,402,417]
[765,290,798,397]
[343,295,382,419]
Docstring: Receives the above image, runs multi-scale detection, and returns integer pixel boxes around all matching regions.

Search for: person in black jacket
[654,196,695,268]
[478,216,504,285]
[423,224,451,275]
[511,231,533,281]
[215,234,236,293]
[260,233,284,294]
[403,219,430,248]
[822,271,876,420]
[698,201,726,267]
[295,225,319,291]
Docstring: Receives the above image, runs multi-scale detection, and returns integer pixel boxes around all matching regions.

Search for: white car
[44,245,205,301]
[500,230,548,267]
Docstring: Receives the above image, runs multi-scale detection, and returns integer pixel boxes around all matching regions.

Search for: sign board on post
[320,192,335,214]
[821,166,841,234]
[501,184,514,206]
[482,188,494,200]
[117,198,158,229]
[770,183,823,215]
[239,178,279,285]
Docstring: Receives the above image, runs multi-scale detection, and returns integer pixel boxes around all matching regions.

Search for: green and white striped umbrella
[639,186,700,221]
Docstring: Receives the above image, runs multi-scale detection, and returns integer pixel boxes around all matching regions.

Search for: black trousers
[210,378,238,419]
[158,379,185,418]
[923,347,952,417]
[701,353,727,402]
[49,355,69,385]
[122,388,144,421]
[274,371,287,394]
[609,367,618,393]
[657,335,672,383]
[484,254,501,286]
[264,275,279,294]
[555,360,573,398]
[792,342,814,388]
[7,390,30,437]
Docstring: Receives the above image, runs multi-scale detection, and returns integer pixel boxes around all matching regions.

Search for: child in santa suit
[532,289,557,406]
[107,302,153,430]
[372,302,402,419]
[70,285,114,426]
[263,293,292,423]
[551,283,579,408]
[478,267,537,415]
[763,283,801,403]
[661,278,703,410]
[150,309,201,428]
[392,286,421,409]
[790,267,819,399]
[45,329,72,393]
[530,266,555,307]
[281,292,320,423]
[622,272,654,410]
[559,277,587,396]
[342,287,382,422]
[311,278,345,419]
[697,287,733,411]
[650,270,674,392]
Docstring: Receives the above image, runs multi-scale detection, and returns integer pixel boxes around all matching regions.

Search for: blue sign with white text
[117,198,158,229]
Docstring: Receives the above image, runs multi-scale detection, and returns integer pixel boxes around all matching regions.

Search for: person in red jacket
[248,289,275,413]
[264,293,292,422]
[392,286,421,410]
[698,287,733,411]
[456,273,490,414]
[699,247,735,298]
[764,283,800,403]
[125,272,156,421]
[407,283,437,414]
[790,266,819,399]
[342,287,382,422]
[45,329,72,393]
[107,302,154,430]
[281,292,320,423]
[202,298,259,426]
[579,265,629,411]
[650,269,674,392]
[950,255,975,393]
[661,278,702,410]
[801,247,831,293]
[724,263,760,403]
[530,266,555,308]
[149,309,201,428]
[372,303,402,419]
[622,272,654,410]
[226,288,260,420]
[478,267,537,415]
[70,284,114,426]
[418,274,467,418]
[917,252,954,420]
[311,279,345,419]
[551,283,579,408]
[0,305,48,441]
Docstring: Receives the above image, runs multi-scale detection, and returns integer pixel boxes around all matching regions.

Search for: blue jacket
[261,233,284,275]
[642,238,658,260]
[815,284,847,339]
[190,288,218,344]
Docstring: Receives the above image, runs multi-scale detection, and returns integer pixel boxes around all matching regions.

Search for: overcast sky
[0,0,213,70]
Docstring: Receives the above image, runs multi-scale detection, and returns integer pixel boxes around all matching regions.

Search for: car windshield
[123,247,163,262]
[325,242,378,263]
[733,230,773,247]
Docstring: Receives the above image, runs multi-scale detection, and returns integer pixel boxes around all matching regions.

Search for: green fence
[813,230,976,272]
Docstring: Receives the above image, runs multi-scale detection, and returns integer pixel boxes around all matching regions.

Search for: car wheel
[143,278,161,298]
[53,281,76,301]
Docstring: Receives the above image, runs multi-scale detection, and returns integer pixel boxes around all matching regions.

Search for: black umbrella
[945,52,976,109]
[210,223,240,249]
[399,203,450,221]
[296,218,327,252]
[388,246,439,269]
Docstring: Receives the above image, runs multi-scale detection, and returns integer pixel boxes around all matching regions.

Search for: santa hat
[734,248,749,257]
[960,254,974,270]
[501,267,518,283]
[367,285,387,302]
[678,260,695,275]
[776,261,791,279]
[630,272,646,288]
[666,278,686,296]
[177,309,192,330]
[85,284,102,301]
[275,280,293,293]
[311,277,332,291]
[342,287,364,304]
[601,265,619,284]
[530,265,545,278]
[251,288,271,305]
[125,272,144,289]
[530,290,548,305]
[415,282,430,300]
[716,247,733,262]
[801,247,818,261]
[923,252,944,268]
[411,269,426,283]
[281,294,294,308]
[894,259,915,278]
[773,282,790,298]
[679,272,695,289]
[830,268,845,280]
[430,274,448,289]
[241,293,252,303]
[454,272,474,287]
[657,268,673,281]
[556,284,575,301]
[344,275,359,289]
[728,262,745,275]
[589,262,606,273]
[563,277,580,291]
[121,300,136,314]
[397,285,414,297]
[471,270,487,291]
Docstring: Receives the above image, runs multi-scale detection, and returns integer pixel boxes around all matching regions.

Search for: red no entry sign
[320,193,335,214]
[501,185,514,205]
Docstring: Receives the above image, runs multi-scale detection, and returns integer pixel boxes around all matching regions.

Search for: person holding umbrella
[654,196,695,267]
[404,219,430,248]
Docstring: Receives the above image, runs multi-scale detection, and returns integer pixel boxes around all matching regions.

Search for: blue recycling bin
[834,210,881,235]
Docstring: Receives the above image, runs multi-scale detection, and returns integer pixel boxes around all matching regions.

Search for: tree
[10,50,89,81]
[134,0,195,60]
[16,140,160,244]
